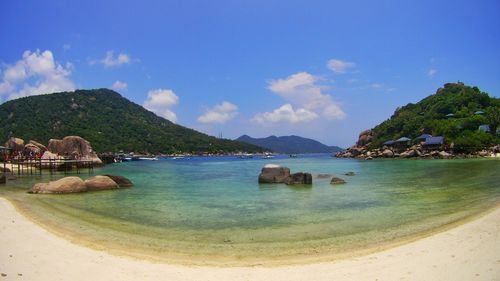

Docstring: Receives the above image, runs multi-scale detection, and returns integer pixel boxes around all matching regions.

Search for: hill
[0,89,263,154]
[236,135,344,154]
[367,82,499,152]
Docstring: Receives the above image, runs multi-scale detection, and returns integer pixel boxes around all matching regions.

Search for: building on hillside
[474,110,485,115]
[423,136,444,151]
[478,124,491,133]
[415,134,432,142]
[393,137,411,151]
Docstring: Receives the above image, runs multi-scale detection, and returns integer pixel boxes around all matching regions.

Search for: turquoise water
[1,155,499,262]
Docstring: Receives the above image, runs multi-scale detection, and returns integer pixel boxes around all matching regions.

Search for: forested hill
[236,135,344,154]
[0,89,263,154]
[369,82,500,152]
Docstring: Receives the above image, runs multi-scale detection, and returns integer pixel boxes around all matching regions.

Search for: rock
[439,151,452,158]
[366,156,373,160]
[285,172,312,185]
[330,177,346,185]
[478,150,489,157]
[258,165,291,183]
[48,136,102,165]
[5,137,25,153]
[345,172,355,176]
[400,149,417,158]
[84,176,119,191]
[28,140,47,153]
[0,174,5,184]
[103,174,133,187]
[29,177,87,194]
[382,149,394,158]
[356,129,375,147]
[23,143,41,156]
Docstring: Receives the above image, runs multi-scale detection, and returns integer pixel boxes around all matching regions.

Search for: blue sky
[1,0,499,147]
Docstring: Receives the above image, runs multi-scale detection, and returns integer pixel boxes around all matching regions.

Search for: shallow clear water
[1,155,499,262]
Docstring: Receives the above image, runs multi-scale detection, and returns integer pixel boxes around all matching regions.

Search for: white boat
[261,153,275,159]
[138,157,159,161]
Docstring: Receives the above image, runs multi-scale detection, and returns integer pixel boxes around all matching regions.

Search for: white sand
[0,197,499,281]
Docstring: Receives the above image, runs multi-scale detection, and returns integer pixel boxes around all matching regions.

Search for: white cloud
[255,71,345,123]
[252,104,318,124]
[63,44,71,51]
[428,69,437,77]
[327,59,356,74]
[0,49,75,100]
[111,80,128,91]
[370,83,383,89]
[143,88,179,122]
[98,51,131,67]
[197,101,239,124]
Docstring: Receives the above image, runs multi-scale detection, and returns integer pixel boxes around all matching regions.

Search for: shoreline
[1,197,499,280]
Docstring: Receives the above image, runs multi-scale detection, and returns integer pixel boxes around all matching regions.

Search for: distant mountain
[0,89,263,154]
[236,135,344,154]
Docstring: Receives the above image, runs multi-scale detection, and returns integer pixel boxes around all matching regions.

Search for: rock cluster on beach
[4,136,103,165]
[335,129,500,160]
[28,175,133,194]
[258,164,312,185]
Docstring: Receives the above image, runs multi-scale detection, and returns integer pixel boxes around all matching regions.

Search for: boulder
[285,172,312,185]
[5,137,25,153]
[330,177,346,185]
[29,177,87,194]
[478,150,489,157]
[84,176,119,191]
[258,164,291,183]
[0,174,5,184]
[356,129,375,147]
[382,149,394,158]
[48,136,102,165]
[345,172,355,176]
[366,156,373,160]
[23,143,41,156]
[28,140,47,153]
[103,174,133,187]
[439,151,452,159]
[400,149,417,158]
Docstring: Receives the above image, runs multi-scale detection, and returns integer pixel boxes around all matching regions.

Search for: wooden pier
[3,157,94,177]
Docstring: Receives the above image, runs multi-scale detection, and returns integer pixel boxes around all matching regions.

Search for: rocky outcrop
[258,165,313,185]
[330,177,346,185]
[29,177,87,194]
[356,129,375,147]
[5,137,25,153]
[23,143,42,156]
[258,164,291,183]
[103,174,134,187]
[285,172,312,185]
[48,136,102,165]
[84,176,119,191]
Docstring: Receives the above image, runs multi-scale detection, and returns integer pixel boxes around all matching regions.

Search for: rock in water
[84,176,119,191]
[330,177,346,185]
[258,164,291,183]
[345,171,355,176]
[103,174,134,187]
[29,177,87,194]
[48,136,102,165]
[285,172,312,185]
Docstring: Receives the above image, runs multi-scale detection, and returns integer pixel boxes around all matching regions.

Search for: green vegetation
[369,82,500,152]
[0,89,263,154]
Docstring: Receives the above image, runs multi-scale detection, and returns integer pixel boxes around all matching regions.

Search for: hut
[446,113,456,118]
[382,140,395,147]
[393,137,411,151]
[474,110,485,115]
[423,136,444,151]
[415,134,432,142]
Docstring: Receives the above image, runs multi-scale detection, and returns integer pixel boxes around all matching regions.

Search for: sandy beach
[0,197,498,281]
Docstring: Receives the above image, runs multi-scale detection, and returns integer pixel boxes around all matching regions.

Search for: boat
[138,157,159,161]
[238,153,254,159]
[261,153,275,159]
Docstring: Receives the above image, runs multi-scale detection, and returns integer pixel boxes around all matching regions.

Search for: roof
[474,110,485,115]
[478,124,491,132]
[424,136,444,146]
[416,134,432,140]
[395,137,411,142]
[383,140,395,145]
[446,113,455,117]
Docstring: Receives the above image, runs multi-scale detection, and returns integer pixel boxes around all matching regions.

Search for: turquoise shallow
[1,155,499,263]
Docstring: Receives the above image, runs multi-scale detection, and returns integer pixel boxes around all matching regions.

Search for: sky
[1,0,499,147]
